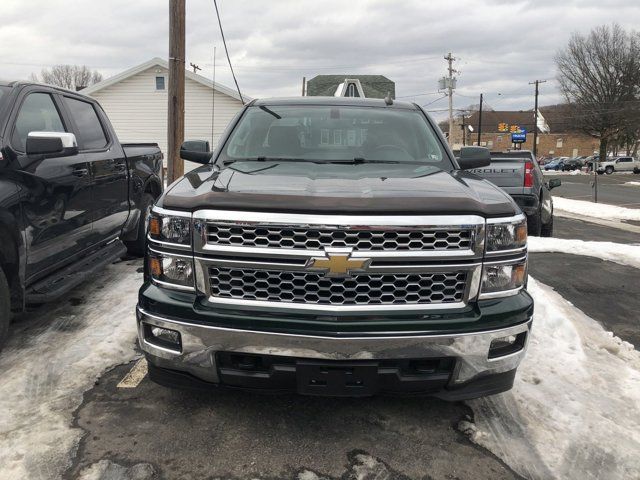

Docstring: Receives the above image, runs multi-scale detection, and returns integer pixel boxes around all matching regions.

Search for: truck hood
[160,162,519,217]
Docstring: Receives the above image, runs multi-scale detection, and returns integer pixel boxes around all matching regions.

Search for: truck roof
[250,96,419,110]
[0,80,87,96]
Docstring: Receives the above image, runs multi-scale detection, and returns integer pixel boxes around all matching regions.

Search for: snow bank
[625,181,640,187]
[467,278,640,480]
[553,197,640,222]
[0,261,142,480]
[528,236,640,268]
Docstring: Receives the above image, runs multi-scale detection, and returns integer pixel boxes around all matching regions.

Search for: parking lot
[1,179,639,480]
[544,172,640,208]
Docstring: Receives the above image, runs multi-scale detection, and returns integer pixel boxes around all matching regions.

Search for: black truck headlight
[480,260,527,298]
[485,215,527,252]
[148,253,195,291]
[148,208,191,246]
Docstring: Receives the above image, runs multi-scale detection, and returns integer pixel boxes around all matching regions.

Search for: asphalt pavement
[545,172,640,208]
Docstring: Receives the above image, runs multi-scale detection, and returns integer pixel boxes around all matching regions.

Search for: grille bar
[209,267,467,306]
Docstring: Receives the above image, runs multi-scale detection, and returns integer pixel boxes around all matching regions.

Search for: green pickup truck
[136,97,533,400]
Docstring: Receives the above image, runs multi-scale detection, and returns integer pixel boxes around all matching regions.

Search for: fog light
[488,332,526,359]
[144,323,182,352]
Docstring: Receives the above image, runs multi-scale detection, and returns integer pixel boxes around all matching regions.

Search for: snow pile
[0,262,142,480]
[467,278,640,480]
[625,181,640,187]
[529,236,640,268]
[553,197,640,222]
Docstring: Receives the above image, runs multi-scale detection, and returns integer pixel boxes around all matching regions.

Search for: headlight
[480,260,527,298]
[148,209,191,246]
[148,252,195,290]
[486,216,527,252]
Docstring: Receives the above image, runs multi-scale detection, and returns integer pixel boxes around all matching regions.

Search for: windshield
[220,105,451,167]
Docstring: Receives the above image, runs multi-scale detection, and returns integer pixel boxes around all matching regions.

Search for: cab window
[64,97,108,150]
[11,93,66,152]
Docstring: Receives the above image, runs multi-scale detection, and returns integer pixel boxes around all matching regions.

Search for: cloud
[1,0,639,120]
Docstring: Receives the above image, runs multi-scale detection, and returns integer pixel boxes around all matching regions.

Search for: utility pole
[168,0,186,183]
[444,53,456,146]
[190,62,201,74]
[529,79,546,159]
[461,115,466,146]
[477,93,483,146]
[301,76,306,96]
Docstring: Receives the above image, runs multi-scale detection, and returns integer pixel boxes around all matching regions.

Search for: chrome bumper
[137,307,532,387]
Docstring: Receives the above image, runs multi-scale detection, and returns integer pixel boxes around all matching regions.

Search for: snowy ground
[0,260,142,480]
[553,196,640,222]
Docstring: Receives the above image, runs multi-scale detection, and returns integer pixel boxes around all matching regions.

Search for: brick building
[443,104,599,158]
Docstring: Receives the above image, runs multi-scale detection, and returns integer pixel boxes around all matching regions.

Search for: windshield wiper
[223,157,318,165]
[328,158,401,164]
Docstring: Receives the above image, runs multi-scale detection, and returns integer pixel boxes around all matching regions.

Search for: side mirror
[180,140,212,164]
[548,178,561,189]
[26,132,78,158]
[457,146,491,170]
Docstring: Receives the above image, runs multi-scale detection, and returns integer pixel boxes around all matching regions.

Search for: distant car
[544,159,565,171]
[562,158,583,171]
[596,156,640,175]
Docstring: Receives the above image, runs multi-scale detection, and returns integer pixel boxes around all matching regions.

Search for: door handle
[73,168,89,177]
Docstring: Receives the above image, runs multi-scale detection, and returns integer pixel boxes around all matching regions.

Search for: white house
[82,57,248,171]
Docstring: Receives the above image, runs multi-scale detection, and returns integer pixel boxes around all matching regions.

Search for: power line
[212,0,244,104]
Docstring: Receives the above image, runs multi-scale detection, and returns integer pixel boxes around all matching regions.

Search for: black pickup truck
[138,97,533,400]
[0,81,163,348]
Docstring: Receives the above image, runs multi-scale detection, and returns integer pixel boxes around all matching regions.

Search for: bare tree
[556,24,640,160]
[30,65,103,91]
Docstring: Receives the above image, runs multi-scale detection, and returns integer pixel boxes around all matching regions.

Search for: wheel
[605,166,614,174]
[0,268,10,352]
[541,214,554,237]
[634,168,640,174]
[527,207,542,236]
[125,193,155,257]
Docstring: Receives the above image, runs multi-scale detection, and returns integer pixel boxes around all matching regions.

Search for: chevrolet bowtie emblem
[306,249,371,277]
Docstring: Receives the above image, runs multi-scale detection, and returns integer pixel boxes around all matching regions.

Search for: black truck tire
[0,268,10,351]
[527,206,542,236]
[605,166,614,174]
[125,193,155,257]
[541,214,554,237]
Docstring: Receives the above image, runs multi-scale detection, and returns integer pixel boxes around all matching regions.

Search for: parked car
[138,97,534,400]
[543,159,564,171]
[470,150,559,236]
[585,155,599,172]
[596,156,640,174]
[0,81,163,349]
[562,158,584,171]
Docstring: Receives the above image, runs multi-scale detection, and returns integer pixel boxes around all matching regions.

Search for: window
[65,97,108,150]
[618,157,632,163]
[12,93,66,152]
[556,138,563,148]
[155,76,165,90]
[222,105,450,168]
[345,83,360,97]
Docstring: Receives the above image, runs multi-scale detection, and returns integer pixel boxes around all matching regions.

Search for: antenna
[384,91,393,106]
[190,62,201,74]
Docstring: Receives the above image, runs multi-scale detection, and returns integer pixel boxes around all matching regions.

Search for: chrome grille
[206,225,473,251]
[209,267,467,306]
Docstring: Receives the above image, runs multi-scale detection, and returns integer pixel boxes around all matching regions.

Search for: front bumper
[137,301,533,400]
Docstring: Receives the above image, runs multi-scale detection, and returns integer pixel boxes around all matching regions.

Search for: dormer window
[346,83,360,97]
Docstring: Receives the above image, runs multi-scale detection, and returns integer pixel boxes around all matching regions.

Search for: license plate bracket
[296,361,379,396]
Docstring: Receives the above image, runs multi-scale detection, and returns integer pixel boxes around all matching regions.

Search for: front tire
[125,193,155,257]
[605,166,614,175]
[0,268,10,352]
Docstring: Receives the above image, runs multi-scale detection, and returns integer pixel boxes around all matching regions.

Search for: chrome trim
[143,338,182,355]
[486,214,526,224]
[482,255,528,266]
[151,206,192,217]
[147,236,192,251]
[149,247,194,259]
[478,286,524,300]
[137,306,532,385]
[205,296,468,313]
[193,210,486,227]
[485,246,527,257]
[151,278,196,292]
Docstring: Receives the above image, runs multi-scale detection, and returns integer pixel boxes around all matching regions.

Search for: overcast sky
[2,0,639,119]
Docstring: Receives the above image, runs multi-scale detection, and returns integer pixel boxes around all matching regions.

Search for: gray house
[306,75,395,99]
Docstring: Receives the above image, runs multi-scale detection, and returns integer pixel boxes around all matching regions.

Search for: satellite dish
[468,125,474,132]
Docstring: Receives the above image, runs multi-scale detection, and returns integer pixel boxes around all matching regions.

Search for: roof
[251,96,417,109]
[459,105,581,134]
[80,57,250,102]
[306,75,395,99]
